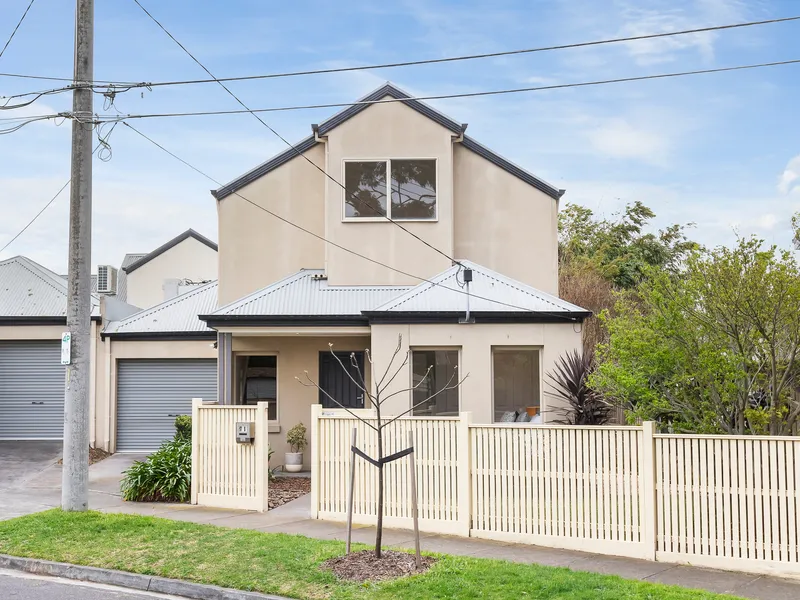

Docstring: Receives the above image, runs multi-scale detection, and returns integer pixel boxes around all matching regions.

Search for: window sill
[341,218,439,224]
[268,424,281,434]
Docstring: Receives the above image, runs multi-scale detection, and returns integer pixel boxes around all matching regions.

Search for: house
[200,83,589,464]
[0,256,100,440]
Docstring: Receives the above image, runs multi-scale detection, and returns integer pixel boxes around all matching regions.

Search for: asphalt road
[0,570,183,600]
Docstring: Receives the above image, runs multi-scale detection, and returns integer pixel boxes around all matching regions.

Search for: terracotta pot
[526,406,539,417]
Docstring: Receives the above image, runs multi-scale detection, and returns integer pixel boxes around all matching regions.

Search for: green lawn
[0,510,741,600]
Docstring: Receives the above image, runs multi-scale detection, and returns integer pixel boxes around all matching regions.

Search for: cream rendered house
[200,83,589,464]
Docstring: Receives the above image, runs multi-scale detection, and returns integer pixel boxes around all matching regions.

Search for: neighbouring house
[0,256,100,441]
[94,229,218,309]
[201,82,589,465]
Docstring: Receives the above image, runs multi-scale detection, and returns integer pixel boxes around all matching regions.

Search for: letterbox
[235,421,255,443]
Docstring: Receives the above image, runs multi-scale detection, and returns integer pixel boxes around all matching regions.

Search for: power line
[2,14,799,88]
[0,0,35,60]
[0,180,68,255]
[94,57,800,123]
[131,0,462,268]
[123,122,578,319]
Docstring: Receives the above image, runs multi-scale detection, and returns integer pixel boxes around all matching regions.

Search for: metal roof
[116,253,146,303]
[104,280,218,336]
[369,261,588,315]
[0,256,100,319]
[206,270,412,318]
[123,229,218,274]
[212,82,563,201]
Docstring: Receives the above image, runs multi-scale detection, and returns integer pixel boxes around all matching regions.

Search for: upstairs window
[344,159,436,220]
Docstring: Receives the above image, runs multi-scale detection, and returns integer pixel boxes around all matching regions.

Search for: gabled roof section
[202,270,411,325]
[123,230,218,274]
[366,260,589,320]
[116,253,147,303]
[104,280,218,337]
[211,82,563,201]
[0,256,100,320]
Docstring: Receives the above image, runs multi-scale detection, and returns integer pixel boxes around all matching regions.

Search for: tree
[298,336,467,559]
[593,237,800,435]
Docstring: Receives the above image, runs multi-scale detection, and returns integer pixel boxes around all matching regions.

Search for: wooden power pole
[62,0,94,512]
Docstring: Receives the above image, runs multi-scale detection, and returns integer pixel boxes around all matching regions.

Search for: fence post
[458,411,473,537]
[641,421,657,560]
[255,401,270,512]
[190,398,201,505]
[310,403,322,519]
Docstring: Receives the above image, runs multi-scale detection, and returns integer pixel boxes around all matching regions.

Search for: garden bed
[268,477,310,509]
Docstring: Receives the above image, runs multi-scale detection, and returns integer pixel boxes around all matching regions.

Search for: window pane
[344,161,387,217]
[493,349,540,422]
[391,159,436,220]
[412,350,459,416]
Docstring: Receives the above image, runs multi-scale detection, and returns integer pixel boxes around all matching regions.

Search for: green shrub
[174,415,192,441]
[286,423,307,453]
[120,438,191,502]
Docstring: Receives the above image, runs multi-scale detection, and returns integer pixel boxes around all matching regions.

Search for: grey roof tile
[208,270,411,317]
[369,261,588,314]
[105,280,218,335]
[0,256,99,319]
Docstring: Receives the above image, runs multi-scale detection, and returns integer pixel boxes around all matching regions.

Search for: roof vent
[97,265,118,294]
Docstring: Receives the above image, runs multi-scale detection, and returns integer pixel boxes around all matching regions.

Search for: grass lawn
[0,510,742,600]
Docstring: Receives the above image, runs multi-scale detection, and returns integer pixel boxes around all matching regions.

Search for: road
[0,570,186,600]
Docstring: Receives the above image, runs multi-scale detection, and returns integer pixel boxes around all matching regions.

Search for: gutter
[100,331,217,341]
[199,314,368,328]
[361,310,592,324]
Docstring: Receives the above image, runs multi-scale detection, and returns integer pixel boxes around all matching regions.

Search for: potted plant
[285,423,307,473]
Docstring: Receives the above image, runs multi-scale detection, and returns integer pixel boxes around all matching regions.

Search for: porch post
[217,332,233,404]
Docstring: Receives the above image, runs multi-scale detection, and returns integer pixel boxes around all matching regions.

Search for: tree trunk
[375,428,384,558]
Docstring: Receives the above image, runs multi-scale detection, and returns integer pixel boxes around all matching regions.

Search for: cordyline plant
[547,349,611,425]
[297,335,467,559]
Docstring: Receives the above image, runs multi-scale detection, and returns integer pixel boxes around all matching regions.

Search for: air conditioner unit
[97,265,118,294]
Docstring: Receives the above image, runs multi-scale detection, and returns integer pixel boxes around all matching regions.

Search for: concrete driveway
[0,441,146,520]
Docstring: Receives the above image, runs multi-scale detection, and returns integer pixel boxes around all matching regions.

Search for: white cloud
[586,118,671,165]
[778,155,800,195]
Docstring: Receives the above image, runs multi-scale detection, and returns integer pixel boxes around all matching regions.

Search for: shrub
[547,349,611,425]
[174,415,192,441]
[286,423,307,453]
[121,438,191,502]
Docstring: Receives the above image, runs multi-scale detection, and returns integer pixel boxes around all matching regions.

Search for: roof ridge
[217,270,318,315]
[468,265,566,311]
[383,272,454,310]
[11,257,69,299]
[113,280,218,328]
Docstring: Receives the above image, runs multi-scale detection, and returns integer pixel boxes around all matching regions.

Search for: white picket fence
[310,407,800,577]
[190,399,270,511]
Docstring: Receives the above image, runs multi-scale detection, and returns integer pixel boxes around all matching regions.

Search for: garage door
[116,359,217,452]
[0,341,64,439]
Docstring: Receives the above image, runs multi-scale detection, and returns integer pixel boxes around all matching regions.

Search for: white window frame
[234,351,279,424]
[409,346,460,417]
[342,157,439,222]
[490,346,543,422]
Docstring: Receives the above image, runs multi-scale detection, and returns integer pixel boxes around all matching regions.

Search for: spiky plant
[547,349,611,425]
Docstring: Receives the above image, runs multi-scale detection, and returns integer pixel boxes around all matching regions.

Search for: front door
[319,351,365,409]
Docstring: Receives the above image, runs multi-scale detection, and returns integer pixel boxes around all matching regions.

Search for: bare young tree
[297,334,467,559]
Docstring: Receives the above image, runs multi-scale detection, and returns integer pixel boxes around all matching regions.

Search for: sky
[0,0,799,273]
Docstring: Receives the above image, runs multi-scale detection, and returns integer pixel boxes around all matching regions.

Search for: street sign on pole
[60,332,71,365]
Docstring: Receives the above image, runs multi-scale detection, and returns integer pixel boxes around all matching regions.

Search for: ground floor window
[492,348,540,422]
[237,355,277,420]
[411,349,459,417]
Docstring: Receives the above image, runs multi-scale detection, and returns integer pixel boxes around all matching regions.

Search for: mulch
[322,550,435,582]
[57,447,112,466]
[268,477,310,509]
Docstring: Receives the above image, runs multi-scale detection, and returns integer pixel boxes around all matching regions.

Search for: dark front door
[319,351,365,409]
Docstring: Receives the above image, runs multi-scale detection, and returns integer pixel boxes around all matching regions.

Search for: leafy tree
[593,237,800,435]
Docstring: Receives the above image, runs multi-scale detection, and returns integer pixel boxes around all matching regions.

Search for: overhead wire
[0,0,35,60]
[123,122,579,319]
[92,57,800,123]
[1,14,798,88]
[131,0,462,268]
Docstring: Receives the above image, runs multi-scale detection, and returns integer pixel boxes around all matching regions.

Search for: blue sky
[1,0,799,273]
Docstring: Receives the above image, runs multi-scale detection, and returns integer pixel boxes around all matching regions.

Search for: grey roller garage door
[116,359,217,452]
[0,340,64,439]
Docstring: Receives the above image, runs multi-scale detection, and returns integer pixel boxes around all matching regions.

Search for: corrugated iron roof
[105,280,218,335]
[0,256,99,318]
[116,253,146,303]
[370,261,588,314]
[209,270,412,317]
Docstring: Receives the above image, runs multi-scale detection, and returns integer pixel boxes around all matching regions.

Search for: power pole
[62,0,94,512]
